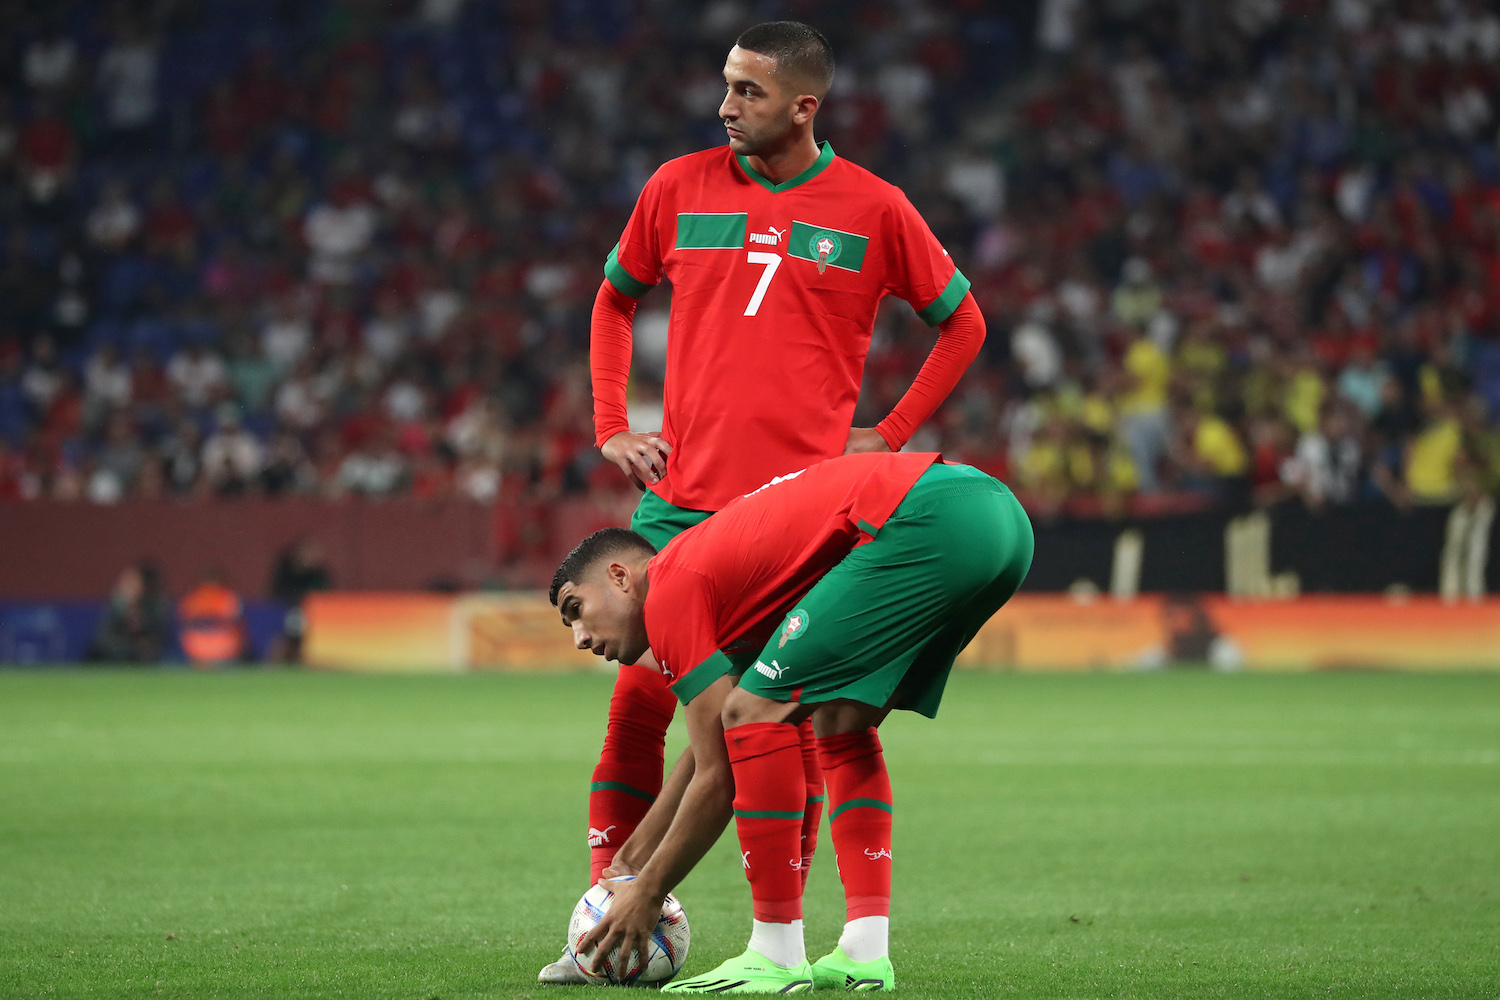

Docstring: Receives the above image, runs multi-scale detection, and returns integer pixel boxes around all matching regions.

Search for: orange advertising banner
[303,593,1500,673]
[302,593,462,672]
[458,594,600,672]
[303,592,600,672]
[958,595,1500,672]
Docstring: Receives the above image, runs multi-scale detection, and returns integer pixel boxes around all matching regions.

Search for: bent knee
[722,686,799,729]
[810,698,887,738]
[720,687,757,729]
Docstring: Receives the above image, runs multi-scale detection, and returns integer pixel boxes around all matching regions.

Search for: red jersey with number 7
[601,141,969,512]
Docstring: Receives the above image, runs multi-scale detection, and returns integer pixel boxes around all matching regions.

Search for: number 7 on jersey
[743,251,782,317]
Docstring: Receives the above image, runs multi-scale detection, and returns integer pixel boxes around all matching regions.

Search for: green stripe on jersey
[915,269,972,326]
[604,244,654,298]
[676,213,747,249]
[830,797,894,820]
[788,221,869,273]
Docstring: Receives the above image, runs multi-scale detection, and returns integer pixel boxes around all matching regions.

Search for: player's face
[556,566,650,665]
[719,45,797,156]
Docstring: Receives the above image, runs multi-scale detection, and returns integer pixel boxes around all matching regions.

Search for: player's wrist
[611,838,648,872]
[629,866,668,903]
[597,427,634,451]
[873,422,903,451]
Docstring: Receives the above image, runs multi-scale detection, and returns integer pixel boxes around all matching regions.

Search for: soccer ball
[568,876,690,985]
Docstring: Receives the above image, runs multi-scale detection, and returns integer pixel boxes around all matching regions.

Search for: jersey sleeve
[591,280,639,447]
[604,169,667,298]
[883,190,971,327]
[647,565,734,705]
[874,294,985,449]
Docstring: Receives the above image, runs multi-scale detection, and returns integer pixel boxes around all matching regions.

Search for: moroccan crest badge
[778,607,811,648]
[810,231,843,274]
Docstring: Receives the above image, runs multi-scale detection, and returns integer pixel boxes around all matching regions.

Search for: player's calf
[816,728,894,983]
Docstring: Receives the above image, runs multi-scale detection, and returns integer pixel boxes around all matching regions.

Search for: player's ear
[606,559,633,593]
[791,93,819,125]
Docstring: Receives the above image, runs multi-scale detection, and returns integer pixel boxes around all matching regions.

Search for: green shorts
[630,489,713,551]
[736,463,1033,719]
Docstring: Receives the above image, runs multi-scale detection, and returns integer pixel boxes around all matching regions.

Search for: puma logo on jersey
[864,847,893,861]
[748,226,786,246]
[754,659,787,680]
[587,825,616,847]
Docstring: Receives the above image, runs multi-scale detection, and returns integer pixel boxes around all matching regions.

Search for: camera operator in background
[269,537,333,664]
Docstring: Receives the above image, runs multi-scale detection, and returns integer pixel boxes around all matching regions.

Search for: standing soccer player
[540,21,987,983]
[555,453,1035,992]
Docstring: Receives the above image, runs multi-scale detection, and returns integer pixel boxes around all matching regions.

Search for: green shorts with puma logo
[734,463,1033,719]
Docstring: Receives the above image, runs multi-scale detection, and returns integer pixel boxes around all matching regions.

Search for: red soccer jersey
[642,451,942,704]
[601,142,968,511]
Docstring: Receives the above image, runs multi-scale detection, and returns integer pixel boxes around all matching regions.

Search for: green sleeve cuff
[914,269,970,326]
[605,244,655,299]
[669,649,735,705]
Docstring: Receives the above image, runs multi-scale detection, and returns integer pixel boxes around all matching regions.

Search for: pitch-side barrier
[302,592,1500,674]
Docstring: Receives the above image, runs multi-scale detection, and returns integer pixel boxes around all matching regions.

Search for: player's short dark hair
[736,21,835,97]
[549,527,658,607]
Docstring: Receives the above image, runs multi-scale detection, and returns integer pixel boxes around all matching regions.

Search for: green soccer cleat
[810,946,896,991]
[660,948,814,994]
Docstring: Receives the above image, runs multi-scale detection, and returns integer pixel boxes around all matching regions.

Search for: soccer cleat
[660,948,813,994]
[537,944,590,985]
[810,946,895,992]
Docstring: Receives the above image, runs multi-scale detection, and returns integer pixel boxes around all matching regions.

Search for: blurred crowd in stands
[0,0,1497,519]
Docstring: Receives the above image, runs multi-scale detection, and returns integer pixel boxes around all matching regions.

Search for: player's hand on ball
[603,431,672,490]
[844,426,891,454]
[578,877,658,977]
[601,857,641,880]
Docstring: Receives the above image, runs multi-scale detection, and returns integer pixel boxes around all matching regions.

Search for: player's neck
[743,132,821,185]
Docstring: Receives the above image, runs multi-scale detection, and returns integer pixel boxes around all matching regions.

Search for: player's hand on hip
[602,431,672,490]
[845,427,891,455]
[578,877,657,976]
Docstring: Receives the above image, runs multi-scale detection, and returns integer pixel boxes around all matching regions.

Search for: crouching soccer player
[551,453,1034,993]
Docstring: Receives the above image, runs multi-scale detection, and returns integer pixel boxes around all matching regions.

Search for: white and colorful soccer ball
[568,876,690,985]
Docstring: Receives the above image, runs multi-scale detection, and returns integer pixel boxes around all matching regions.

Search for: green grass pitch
[1,669,1497,999]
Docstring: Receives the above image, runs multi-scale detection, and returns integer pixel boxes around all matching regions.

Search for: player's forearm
[613,746,696,872]
[631,760,733,903]
[591,280,638,447]
[876,292,986,449]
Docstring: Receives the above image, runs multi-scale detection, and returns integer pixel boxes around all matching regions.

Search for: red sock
[797,719,824,890]
[588,662,677,883]
[726,721,806,923]
[817,728,893,920]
